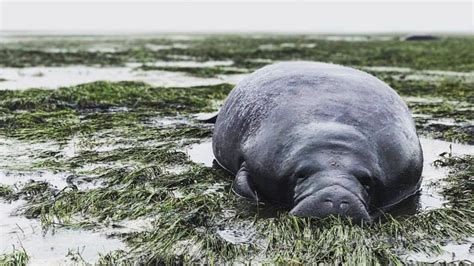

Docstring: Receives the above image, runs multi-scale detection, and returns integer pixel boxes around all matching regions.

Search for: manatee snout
[290,185,371,222]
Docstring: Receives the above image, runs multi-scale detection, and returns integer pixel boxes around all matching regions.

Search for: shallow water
[0,200,125,265]
[186,141,215,167]
[418,138,473,210]
[0,138,59,169]
[0,64,247,90]
[305,35,386,42]
[144,43,190,51]
[147,116,191,127]
[150,60,233,68]
[0,170,70,190]
[2,63,470,91]
[362,66,413,73]
[216,222,256,244]
[404,238,474,263]
[361,66,474,82]
[323,36,371,42]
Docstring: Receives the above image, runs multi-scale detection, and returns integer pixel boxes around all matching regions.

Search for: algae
[0,79,471,263]
[0,248,29,266]
[0,82,231,141]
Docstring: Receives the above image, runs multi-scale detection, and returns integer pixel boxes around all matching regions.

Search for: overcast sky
[1,1,473,33]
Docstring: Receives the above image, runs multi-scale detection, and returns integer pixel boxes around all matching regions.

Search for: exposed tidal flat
[0,34,473,264]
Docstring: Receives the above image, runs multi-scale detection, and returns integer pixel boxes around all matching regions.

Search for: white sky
[0,0,473,33]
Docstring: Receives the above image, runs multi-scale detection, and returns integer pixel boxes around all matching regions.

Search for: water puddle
[203,182,226,195]
[185,141,214,167]
[217,73,248,84]
[258,43,316,51]
[163,35,203,41]
[144,43,189,51]
[61,134,81,159]
[0,168,101,191]
[106,217,155,235]
[216,222,256,244]
[166,54,198,61]
[324,36,370,42]
[246,58,274,64]
[0,138,59,169]
[424,70,474,78]
[0,200,126,264]
[362,66,413,73]
[166,165,189,175]
[87,45,121,53]
[171,189,186,199]
[404,238,474,264]
[149,60,233,68]
[7,63,471,92]
[0,64,244,90]
[0,170,69,190]
[146,116,191,127]
[404,96,444,104]
[0,136,124,191]
[426,118,473,127]
[361,66,474,81]
[418,138,473,210]
[258,44,278,51]
[300,43,317,48]
[280,43,296,48]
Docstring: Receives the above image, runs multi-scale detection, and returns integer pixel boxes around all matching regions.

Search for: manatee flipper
[232,162,258,201]
[196,113,218,124]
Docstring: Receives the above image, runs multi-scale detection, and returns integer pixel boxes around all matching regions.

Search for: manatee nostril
[290,186,371,221]
[339,202,349,210]
[323,199,333,208]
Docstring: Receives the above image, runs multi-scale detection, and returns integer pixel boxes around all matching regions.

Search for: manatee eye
[294,165,313,180]
[357,175,373,192]
[295,171,307,180]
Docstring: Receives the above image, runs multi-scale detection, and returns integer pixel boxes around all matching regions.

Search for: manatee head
[239,122,406,222]
[278,122,380,222]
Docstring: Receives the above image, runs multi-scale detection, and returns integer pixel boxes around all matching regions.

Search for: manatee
[212,62,423,221]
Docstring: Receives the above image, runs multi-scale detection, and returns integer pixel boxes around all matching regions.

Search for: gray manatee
[212,61,423,221]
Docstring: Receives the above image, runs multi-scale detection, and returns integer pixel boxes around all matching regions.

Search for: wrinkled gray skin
[212,62,423,221]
